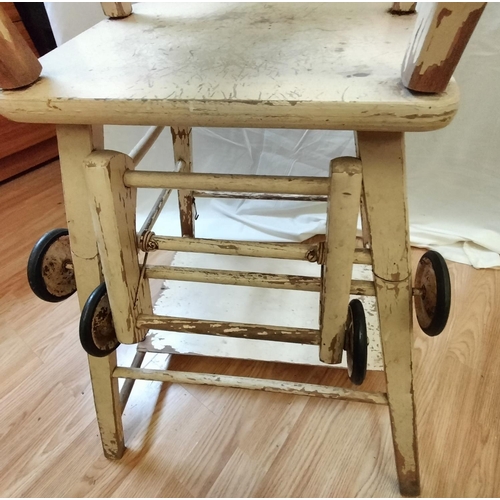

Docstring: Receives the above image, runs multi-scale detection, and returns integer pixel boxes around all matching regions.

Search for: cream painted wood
[129,126,164,167]
[113,367,389,406]
[124,171,330,195]
[84,151,152,344]
[145,265,375,296]
[4,164,500,497]
[192,191,327,202]
[0,3,458,131]
[0,5,41,89]
[402,3,486,93]
[56,126,124,460]
[153,236,321,261]
[100,2,132,18]
[357,131,419,497]
[171,127,195,237]
[319,157,363,364]
[137,314,320,345]
[360,183,372,249]
[151,235,372,265]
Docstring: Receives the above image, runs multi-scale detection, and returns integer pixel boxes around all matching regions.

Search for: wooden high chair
[0,2,485,496]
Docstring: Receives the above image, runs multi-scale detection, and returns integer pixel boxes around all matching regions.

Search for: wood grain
[402,3,486,93]
[2,162,500,496]
[0,5,41,89]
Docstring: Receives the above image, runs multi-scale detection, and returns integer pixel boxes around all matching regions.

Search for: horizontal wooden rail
[136,314,320,344]
[152,235,373,265]
[153,236,317,260]
[193,190,328,202]
[113,367,389,405]
[129,126,165,166]
[124,171,330,195]
[144,265,375,295]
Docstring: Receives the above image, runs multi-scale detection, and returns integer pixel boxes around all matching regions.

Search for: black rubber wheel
[414,250,451,337]
[344,299,368,386]
[80,282,120,357]
[27,228,76,302]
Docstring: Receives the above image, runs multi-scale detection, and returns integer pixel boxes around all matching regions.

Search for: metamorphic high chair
[0,2,486,496]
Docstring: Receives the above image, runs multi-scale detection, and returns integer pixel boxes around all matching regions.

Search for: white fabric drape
[45,2,500,268]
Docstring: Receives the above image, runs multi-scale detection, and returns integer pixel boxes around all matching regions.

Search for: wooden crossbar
[113,367,389,405]
[144,265,376,295]
[124,171,330,195]
[136,314,320,344]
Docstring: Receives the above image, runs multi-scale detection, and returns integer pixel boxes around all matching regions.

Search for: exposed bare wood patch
[402,3,486,93]
[136,314,320,345]
[0,5,41,89]
[101,2,132,18]
[389,2,416,15]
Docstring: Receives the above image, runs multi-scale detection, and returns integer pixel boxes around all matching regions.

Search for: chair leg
[57,125,124,459]
[171,126,195,237]
[356,131,420,497]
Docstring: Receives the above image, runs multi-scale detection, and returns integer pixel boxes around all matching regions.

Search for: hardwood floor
[1,161,499,497]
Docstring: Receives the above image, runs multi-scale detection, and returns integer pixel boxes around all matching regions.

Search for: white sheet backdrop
[45,2,500,268]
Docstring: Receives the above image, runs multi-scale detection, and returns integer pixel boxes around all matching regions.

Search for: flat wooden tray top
[0,3,459,131]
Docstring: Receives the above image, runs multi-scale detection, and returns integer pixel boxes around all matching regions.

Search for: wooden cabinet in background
[0,3,58,183]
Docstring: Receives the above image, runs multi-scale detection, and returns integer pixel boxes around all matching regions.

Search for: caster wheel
[27,228,76,302]
[414,250,451,337]
[344,299,368,386]
[80,282,120,357]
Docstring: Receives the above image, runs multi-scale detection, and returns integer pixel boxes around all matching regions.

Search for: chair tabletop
[0,2,459,131]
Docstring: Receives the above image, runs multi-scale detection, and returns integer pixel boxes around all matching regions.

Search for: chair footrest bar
[144,265,376,295]
[136,314,320,344]
[123,171,330,195]
[151,235,373,265]
[112,367,388,405]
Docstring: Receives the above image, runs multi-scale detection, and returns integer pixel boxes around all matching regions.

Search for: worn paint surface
[320,157,363,364]
[357,131,420,496]
[85,150,153,344]
[57,125,124,461]
[402,3,486,92]
[0,3,458,130]
[114,367,389,405]
[171,126,195,237]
